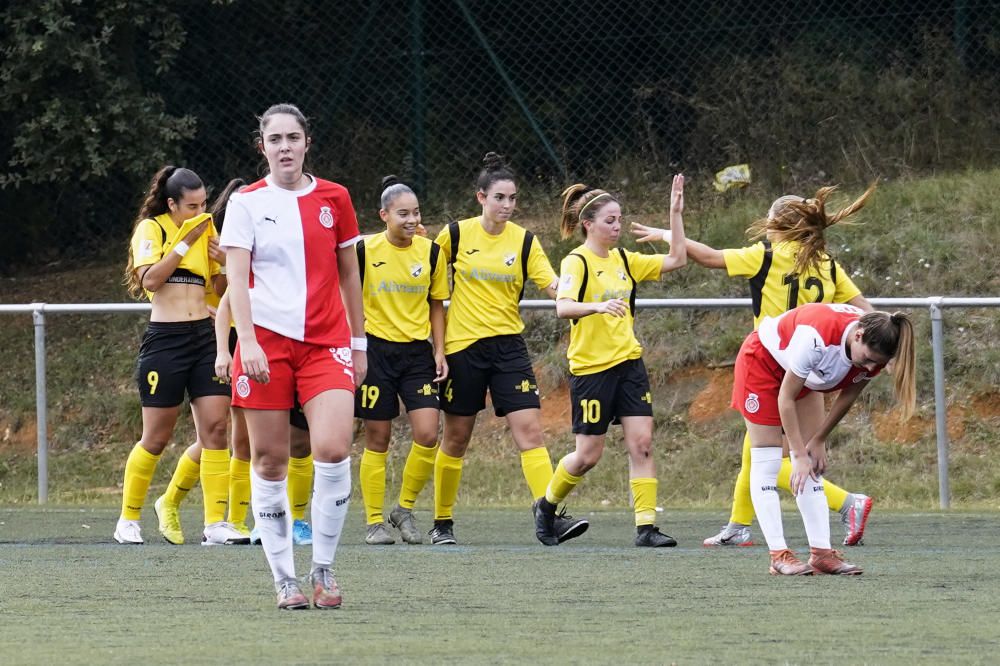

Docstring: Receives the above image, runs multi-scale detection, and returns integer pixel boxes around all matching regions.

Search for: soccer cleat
[809,547,863,575]
[532,498,559,546]
[275,578,310,610]
[249,526,262,545]
[113,518,143,545]
[842,494,873,546]
[365,523,396,545]
[703,523,754,547]
[153,495,184,545]
[428,519,457,545]
[635,524,678,548]
[768,549,814,576]
[554,507,589,544]
[309,567,343,610]
[292,519,313,546]
[388,505,423,544]
[202,521,251,546]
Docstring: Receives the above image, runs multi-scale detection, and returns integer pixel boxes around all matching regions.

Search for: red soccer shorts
[732,331,792,426]
[231,326,355,409]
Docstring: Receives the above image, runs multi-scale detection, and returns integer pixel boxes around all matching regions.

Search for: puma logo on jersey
[596,270,604,276]
[465,249,480,255]
[265,216,277,225]
[372,261,387,268]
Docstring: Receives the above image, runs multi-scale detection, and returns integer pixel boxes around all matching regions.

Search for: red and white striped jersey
[758,303,880,392]
[220,175,361,346]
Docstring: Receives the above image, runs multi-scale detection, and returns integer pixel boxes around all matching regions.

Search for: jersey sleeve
[434,225,453,263]
[527,235,557,290]
[624,250,663,282]
[723,243,765,278]
[784,324,825,379]
[557,254,587,301]
[130,219,165,269]
[219,194,254,252]
[831,259,862,303]
[429,245,450,300]
[336,189,361,248]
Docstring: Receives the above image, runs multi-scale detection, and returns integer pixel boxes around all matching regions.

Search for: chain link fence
[2,0,999,269]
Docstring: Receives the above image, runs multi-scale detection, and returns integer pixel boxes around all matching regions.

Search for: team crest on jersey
[235,375,251,399]
[330,346,353,367]
[410,262,424,278]
[744,392,760,414]
[617,269,627,281]
[503,252,516,267]
[318,206,334,228]
[559,274,574,289]
[139,239,154,258]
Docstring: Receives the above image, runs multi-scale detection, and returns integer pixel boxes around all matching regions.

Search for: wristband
[219,266,226,275]
[173,241,190,257]
[350,337,368,351]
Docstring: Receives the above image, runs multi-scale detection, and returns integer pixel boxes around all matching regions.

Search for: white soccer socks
[795,473,831,549]
[250,468,295,584]
[749,447,786,551]
[311,458,351,570]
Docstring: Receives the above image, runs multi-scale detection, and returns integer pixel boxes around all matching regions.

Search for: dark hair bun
[380,174,401,192]
[482,151,506,172]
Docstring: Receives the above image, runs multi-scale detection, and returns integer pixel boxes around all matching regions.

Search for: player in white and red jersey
[731,302,916,576]
[220,103,365,611]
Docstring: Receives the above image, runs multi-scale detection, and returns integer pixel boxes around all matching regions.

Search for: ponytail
[210,178,248,231]
[859,310,916,420]
[748,181,877,277]
[559,183,617,239]
[123,166,204,300]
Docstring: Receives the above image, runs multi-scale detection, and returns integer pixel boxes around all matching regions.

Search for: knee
[411,425,439,448]
[201,418,229,449]
[629,433,653,460]
[253,454,287,481]
[576,445,604,470]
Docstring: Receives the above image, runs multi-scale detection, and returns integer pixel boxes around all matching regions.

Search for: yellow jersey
[557,245,662,375]
[130,213,221,301]
[358,232,449,342]
[436,217,557,354]
[722,240,861,329]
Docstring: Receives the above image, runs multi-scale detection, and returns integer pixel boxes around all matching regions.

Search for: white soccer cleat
[703,523,754,547]
[113,518,143,545]
[202,521,252,546]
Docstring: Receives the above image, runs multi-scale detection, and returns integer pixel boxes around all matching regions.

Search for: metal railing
[4,296,1000,508]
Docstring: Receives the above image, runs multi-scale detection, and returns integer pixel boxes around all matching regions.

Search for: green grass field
[1,506,996,665]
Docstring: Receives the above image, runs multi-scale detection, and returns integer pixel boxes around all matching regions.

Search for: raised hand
[670,173,684,215]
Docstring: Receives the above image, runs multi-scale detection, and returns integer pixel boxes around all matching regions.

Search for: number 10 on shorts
[580,399,601,424]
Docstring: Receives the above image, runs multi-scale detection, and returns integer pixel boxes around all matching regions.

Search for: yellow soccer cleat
[154,495,184,545]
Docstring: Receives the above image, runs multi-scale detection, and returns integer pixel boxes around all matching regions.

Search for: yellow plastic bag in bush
[713,164,751,192]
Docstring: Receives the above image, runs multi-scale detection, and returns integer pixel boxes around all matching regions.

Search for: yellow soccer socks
[545,459,583,506]
[630,477,658,527]
[360,448,388,524]
[519,446,554,501]
[162,448,200,507]
[121,442,160,520]
[728,432,755,526]
[200,448,230,525]
[227,456,251,530]
[398,441,437,510]
[433,449,464,521]
[287,454,313,522]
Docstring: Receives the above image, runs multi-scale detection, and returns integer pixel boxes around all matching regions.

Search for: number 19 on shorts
[360,384,380,409]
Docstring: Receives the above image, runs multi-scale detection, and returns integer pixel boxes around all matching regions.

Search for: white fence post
[31,303,48,504]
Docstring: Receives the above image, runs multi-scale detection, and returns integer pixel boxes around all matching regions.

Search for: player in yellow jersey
[116,166,246,546]
[534,176,687,546]
[432,152,588,545]
[633,183,877,547]
[355,176,449,545]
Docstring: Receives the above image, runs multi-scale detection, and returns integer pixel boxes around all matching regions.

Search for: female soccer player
[633,185,877,547]
[116,166,243,546]
[221,103,365,610]
[432,152,588,546]
[533,176,687,547]
[356,176,449,546]
[730,302,914,575]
